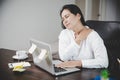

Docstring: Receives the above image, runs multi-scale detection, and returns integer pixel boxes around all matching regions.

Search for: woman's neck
[74,25,85,35]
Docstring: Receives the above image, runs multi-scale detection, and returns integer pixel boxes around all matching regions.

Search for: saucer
[12,55,28,60]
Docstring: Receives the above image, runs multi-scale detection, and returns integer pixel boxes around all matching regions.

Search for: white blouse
[58,28,108,68]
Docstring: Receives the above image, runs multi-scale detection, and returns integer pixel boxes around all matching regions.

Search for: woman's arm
[81,31,109,68]
[56,60,82,68]
[58,30,80,61]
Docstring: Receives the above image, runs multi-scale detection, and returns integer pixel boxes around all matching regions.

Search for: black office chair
[86,20,120,79]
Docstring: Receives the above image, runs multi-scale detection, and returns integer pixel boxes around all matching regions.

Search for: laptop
[29,39,80,76]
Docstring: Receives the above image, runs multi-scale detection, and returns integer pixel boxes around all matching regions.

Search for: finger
[55,63,64,67]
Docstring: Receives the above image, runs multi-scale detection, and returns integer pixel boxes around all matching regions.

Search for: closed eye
[62,14,69,22]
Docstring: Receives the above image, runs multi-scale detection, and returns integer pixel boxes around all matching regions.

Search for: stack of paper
[8,62,31,72]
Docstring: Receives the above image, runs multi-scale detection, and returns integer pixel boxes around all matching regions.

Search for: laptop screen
[29,39,55,74]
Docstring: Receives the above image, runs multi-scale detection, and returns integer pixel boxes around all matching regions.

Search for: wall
[75,0,85,17]
[105,0,120,21]
[91,0,100,20]
[99,0,120,21]
[85,0,92,20]
[76,0,120,21]
[0,0,75,50]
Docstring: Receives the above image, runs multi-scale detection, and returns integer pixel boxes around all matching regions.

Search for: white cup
[16,50,28,58]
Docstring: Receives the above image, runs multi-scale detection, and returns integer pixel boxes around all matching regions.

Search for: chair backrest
[86,20,120,49]
[86,20,120,77]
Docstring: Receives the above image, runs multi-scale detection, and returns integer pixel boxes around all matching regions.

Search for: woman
[57,4,108,68]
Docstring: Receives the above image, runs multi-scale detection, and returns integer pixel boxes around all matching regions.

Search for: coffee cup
[16,50,28,58]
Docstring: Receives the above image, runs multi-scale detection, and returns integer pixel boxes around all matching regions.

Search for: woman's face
[61,9,80,30]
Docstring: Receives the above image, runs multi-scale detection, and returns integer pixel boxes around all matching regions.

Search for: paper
[45,52,51,66]
[38,49,51,66]
[12,63,25,72]
[38,49,47,60]
[28,43,37,54]
[13,68,26,72]
[8,62,31,68]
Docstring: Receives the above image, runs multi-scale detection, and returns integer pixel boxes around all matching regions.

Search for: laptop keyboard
[54,65,67,73]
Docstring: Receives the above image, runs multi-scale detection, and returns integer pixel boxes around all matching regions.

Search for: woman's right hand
[56,60,82,68]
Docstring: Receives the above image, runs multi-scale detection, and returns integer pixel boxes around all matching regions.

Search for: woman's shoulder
[85,26,99,37]
[87,29,103,42]
[60,29,71,33]
[60,29,73,35]
[89,30,100,37]
[59,29,73,39]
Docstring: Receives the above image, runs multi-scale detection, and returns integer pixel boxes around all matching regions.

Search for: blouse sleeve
[81,31,109,68]
[58,30,81,61]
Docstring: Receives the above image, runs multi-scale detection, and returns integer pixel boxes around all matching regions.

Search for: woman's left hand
[56,60,82,68]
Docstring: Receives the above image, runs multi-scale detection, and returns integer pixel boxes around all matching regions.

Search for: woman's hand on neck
[74,24,85,35]
[74,27,92,45]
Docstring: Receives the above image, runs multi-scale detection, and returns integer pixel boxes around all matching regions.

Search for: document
[28,43,37,54]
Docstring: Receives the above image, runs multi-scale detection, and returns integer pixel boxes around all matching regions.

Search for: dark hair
[60,4,86,29]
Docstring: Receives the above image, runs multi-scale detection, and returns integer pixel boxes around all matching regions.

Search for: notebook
[29,39,80,76]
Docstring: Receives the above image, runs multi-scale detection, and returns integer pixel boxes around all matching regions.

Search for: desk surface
[0,49,119,80]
